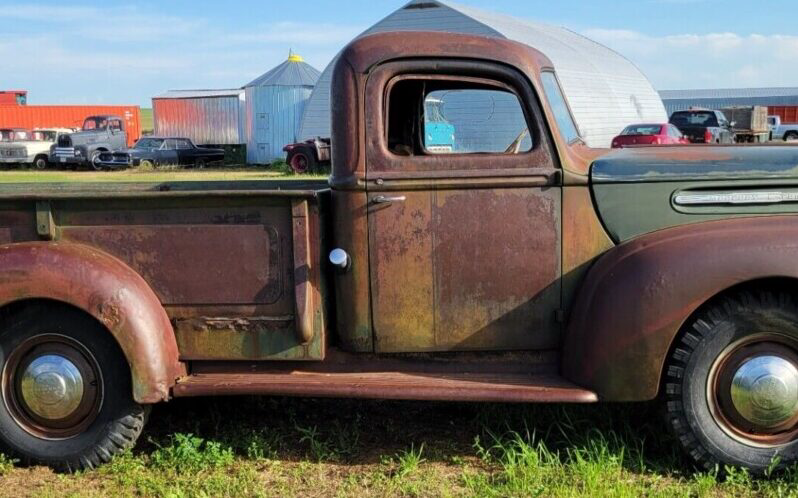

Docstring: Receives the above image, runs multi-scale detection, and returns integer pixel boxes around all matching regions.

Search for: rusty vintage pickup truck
[2,32,798,473]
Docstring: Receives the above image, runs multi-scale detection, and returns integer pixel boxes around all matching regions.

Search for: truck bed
[0,179,331,362]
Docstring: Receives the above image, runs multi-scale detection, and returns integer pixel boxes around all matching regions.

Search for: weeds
[150,433,234,474]
[7,398,798,497]
[0,453,15,476]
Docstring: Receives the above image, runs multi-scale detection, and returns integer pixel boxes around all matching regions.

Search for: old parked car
[96,137,225,170]
[3,32,798,474]
[0,129,75,169]
[51,115,129,170]
[611,123,689,148]
[669,109,735,144]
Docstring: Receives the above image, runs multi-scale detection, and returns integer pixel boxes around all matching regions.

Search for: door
[159,139,179,166]
[174,139,193,165]
[365,61,562,353]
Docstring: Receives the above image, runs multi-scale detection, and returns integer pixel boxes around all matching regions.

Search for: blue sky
[3,0,797,106]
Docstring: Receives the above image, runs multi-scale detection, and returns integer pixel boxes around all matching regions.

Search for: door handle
[371,195,406,205]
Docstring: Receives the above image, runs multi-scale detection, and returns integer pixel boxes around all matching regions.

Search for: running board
[173,371,598,403]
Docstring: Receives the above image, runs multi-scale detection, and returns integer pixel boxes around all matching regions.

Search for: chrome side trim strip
[674,191,798,206]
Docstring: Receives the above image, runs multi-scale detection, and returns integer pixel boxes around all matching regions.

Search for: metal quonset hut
[245,54,321,164]
[299,0,667,149]
[153,89,246,146]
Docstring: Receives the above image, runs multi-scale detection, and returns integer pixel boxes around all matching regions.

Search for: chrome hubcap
[731,355,798,430]
[20,354,85,421]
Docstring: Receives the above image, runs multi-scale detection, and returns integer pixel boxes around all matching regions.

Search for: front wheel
[33,156,48,170]
[0,305,148,472]
[664,291,798,472]
[90,151,104,171]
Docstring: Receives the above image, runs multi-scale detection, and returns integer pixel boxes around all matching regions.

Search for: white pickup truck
[768,115,798,141]
[0,128,75,169]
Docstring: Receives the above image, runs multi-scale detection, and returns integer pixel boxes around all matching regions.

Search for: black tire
[785,132,798,142]
[194,158,206,169]
[287,149,316,174]
[90,151,104,171]
[664,290,798,473]
[33,156,48,171]
[0,305,148,472]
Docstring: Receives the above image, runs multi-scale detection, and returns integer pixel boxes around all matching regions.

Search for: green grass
[4,398,798,497]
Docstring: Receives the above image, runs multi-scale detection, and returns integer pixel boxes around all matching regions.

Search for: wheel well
[0,298,108,334]
[659,276,798,396]
[33,154,48,161]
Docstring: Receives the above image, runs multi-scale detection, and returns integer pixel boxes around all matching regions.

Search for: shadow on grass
[140,396,688,475]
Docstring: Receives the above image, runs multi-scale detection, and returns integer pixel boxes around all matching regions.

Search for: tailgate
[0,180,329,361]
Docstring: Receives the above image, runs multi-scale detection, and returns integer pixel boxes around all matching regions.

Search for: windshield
[83,117,108,131]
[622,125,662,136]
[33,131,57,142]
[670,111,719,127]
[0,130,30,142]
[134,138,164,149]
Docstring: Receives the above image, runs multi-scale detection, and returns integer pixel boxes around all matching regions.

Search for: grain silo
[244,53,321,164]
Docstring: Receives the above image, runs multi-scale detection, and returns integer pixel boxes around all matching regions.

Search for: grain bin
[244,53,320,164]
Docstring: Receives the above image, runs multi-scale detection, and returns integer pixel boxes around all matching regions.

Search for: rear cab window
[670,111,719,127]
[622,125,662,136]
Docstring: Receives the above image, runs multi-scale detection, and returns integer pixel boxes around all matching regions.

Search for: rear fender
[563,216,798,401]
[0,242,184,403]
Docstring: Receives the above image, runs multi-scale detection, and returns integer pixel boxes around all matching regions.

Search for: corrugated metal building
[244,54,320,164]
[152,89,245,145]
[660,88,798,123]
[299,0,667,149]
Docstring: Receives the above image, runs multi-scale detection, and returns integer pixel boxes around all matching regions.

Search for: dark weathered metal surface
[173,371,597,403]
[563,215,798,401]
[0,242,184,403]
[176,348,593,402]
[592,145,798,183]
[561,186,615,316]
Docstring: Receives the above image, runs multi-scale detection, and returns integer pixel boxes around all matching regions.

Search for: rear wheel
[0,305,148,472]
[785,132,798,142]
[288,149,316,174]
[664,291,798,472]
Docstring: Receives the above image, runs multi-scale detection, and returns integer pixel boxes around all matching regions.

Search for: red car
[611,123,689,148]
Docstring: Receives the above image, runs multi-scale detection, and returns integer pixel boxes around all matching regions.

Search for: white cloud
[582,28,798,89]
[0,4,365,105]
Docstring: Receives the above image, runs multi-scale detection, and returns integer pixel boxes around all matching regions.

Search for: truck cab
[1,32,798,474]
[52,115,128,169]
[0,128,74,169]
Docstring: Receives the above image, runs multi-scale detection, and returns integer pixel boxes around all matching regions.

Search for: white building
[299,0,667,149]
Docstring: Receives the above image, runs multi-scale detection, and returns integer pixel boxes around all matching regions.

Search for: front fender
[0,242,184,403]
[563,215,798,401]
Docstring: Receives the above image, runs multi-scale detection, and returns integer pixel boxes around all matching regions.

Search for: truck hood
[591,145,798,183]
[590,145,798,243]
[63,130,105,147]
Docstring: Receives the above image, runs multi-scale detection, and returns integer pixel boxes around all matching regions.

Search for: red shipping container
[0,105,141,147]
[768,106,798,125]
[0,91,26,105]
